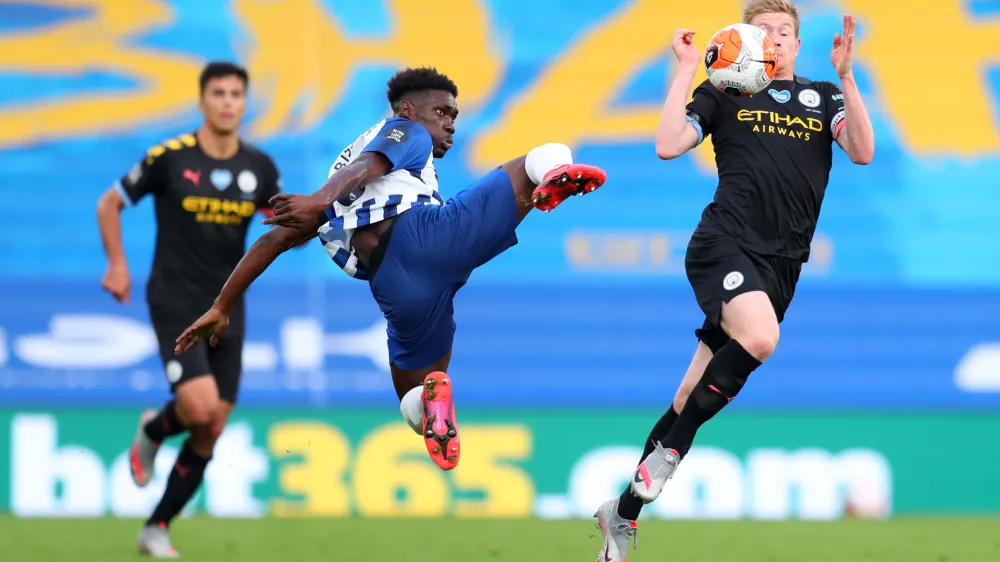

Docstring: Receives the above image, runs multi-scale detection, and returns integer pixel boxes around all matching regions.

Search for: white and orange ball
[704,23,777,96]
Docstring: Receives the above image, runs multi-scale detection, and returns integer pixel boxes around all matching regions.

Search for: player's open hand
[672,29,701,67]
[263,193,326,228]
[831,14,856,78]
[174,308,230,355]
[101,263,131,304]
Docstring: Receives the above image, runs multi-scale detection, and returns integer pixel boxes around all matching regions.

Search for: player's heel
[421,372,460,471]
[531,163,607,212]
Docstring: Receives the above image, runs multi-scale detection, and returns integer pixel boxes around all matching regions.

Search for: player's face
[199,75,247,135]
[406,90,458,158]
[752,12,801,78]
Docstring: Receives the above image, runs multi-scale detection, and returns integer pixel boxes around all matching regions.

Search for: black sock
[146,440,210,527]
[143,401,184,442]
[617,405,680,520]
[661,340,761,459]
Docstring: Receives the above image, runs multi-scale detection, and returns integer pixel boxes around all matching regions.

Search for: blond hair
[743,0,800,36]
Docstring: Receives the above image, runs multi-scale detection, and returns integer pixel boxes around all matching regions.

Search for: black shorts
[684,230,802,351]
[149,306,244,405]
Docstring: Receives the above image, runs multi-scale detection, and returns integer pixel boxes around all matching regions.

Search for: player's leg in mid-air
[373,143,606,470]
[592,340,713,561]
[627,239,794,504]
[595,235,795,561]
[130,315,243,558]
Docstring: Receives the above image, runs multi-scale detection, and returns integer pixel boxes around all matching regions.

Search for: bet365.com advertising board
[3,410,1000,519]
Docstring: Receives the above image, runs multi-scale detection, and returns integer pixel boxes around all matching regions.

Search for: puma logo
[183,168,201,186]
[708,384,733,403]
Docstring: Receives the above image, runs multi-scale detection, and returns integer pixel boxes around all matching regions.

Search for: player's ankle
[399,385,423,434]
[525,143,573,184]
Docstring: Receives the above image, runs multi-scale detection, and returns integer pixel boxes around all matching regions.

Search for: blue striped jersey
[317,118,441,279]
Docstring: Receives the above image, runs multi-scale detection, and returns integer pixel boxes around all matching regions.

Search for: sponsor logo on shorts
[165,360,183,383]
[723,271,744,291]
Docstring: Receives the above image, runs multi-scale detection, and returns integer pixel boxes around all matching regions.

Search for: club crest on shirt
[210,169,233,191]
[798,88,821,108]
[238,170,257,194]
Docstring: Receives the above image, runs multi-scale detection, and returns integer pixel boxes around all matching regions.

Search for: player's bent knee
[179,403,216,428]
[175,390,220,427]
[206,403,231,440]
[174,375,222,427]
[202,419,226,444]
[734,327,779,361]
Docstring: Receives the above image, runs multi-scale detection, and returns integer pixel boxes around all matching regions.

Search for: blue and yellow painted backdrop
[1,1,999,409]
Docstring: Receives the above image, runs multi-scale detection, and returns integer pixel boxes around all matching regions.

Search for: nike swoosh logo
[633,470,643,485]
[604,544,613,562]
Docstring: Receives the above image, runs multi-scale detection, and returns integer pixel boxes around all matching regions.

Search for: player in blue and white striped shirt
[175,67,607,471]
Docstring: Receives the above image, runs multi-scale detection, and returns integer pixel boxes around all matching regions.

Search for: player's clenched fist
[672,29,701,66]
[101,264,131,304]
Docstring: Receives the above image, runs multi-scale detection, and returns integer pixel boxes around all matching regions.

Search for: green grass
[2,516,1000,561]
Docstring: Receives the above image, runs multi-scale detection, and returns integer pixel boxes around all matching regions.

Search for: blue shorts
[368,168,519,370]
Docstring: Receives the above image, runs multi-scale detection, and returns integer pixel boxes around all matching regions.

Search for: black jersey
[116,132,281,327]
[685,76,846,262]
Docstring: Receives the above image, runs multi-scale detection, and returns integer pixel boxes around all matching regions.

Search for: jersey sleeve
[685,81,722,146]
[257,154,282,216]
[115,148,168,206]
[361,118,433,173]
[824,82,847,141]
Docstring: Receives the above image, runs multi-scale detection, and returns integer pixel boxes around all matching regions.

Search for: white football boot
[630,441,681,503]
[137,523,179,558]
[593,498,638,562]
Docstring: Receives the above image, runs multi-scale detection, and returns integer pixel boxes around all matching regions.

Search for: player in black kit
[593,1,875,559]
[96,61,281,557]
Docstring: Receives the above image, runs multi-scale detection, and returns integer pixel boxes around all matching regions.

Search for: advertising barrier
[4,410,1000,519]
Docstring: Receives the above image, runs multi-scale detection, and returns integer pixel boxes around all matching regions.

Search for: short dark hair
[199,61,249,95]
[386,67,458,112]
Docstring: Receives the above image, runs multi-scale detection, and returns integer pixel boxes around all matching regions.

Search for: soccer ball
[704,23,777,96]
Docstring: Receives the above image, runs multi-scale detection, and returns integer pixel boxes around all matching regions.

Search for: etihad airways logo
[737,109,824,141]
[182,196,256,225]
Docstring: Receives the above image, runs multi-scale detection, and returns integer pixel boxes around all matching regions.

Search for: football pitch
[2,516,999,561]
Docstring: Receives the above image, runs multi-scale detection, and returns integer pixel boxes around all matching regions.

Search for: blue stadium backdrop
[3,0,999,411]
[2,0,1000,520]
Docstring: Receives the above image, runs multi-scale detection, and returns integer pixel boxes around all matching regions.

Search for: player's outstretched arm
[831,14,874,165]
[214,224,316,314]
[656,29,703,160]
[263,152,392,228]
[174,223,316,354]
